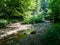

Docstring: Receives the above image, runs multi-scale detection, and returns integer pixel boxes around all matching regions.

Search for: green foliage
[0,0,36,18]
[32,0,41,15]
[44,23,60,45]
[23,14,44,24]
[22,0,42,24]
[0,19,8,28]
[48,0,60,22]
[0,0,43,24]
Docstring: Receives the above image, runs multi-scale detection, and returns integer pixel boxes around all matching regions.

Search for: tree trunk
[54,14,60,23]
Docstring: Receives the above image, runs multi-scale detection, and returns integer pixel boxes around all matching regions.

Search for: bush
[23,14,44,24]
[0,19,8,28]
[44,23,60,45]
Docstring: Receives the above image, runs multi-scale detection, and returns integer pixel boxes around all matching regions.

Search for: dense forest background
[0,0,60,24]
[0,0,60,45]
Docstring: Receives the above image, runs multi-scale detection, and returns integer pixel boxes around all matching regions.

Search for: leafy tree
[48,0,60,23]
[32,0,41,15]
[0,0,36,19]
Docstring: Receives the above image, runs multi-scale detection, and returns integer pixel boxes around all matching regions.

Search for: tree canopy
[0,0,36,17]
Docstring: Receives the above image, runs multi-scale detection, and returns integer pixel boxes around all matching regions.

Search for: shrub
[23,14,44,24]
[44,23,60,45]
[0,19,8,28]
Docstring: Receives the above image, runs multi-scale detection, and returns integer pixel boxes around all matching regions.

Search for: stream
[0,22,51,45]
